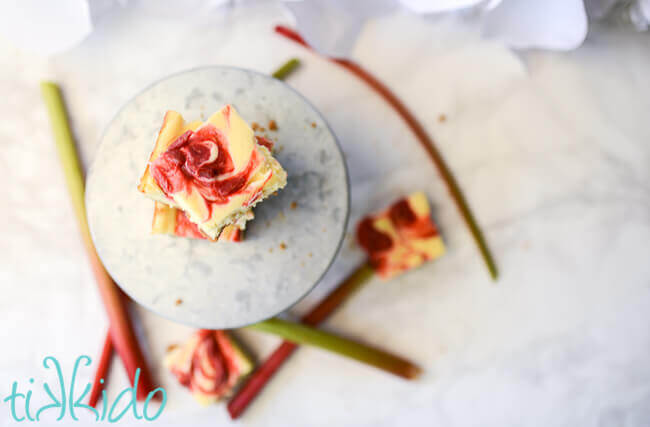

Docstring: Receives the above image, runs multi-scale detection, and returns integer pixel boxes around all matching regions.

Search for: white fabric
[0,0,93,55]
[2,0,649,56]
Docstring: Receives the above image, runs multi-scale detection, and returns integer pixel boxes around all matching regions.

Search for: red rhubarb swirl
[167,330,242,402]
[356,194,443,278]
[150,125,263,206]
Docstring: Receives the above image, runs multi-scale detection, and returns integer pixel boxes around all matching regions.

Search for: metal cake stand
[86,66,349,329]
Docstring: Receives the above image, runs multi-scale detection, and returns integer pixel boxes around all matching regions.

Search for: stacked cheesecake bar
[138,105,287,242]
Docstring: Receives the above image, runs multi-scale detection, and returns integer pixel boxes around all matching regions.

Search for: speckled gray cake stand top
[86,66,349,329]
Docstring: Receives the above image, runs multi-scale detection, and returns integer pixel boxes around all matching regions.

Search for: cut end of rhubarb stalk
[404,363,423,380]
[271,58,300,80]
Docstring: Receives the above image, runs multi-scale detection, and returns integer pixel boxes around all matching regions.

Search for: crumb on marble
[251,122,260,131]
[175,298,183,306]
[311,122,317,128]
[290,201,298,210]
[279,242,287,250]
[268,120,278,131]
[438,114,447,123]
[308,252,312,258]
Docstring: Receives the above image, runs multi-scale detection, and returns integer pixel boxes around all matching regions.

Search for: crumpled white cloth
[285,0,648,55]
[1,0,648,56]
[0,0,93,56]
[481,0,588,51]
[283,0,591,55]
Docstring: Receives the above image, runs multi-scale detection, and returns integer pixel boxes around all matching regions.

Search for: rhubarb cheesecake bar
[138,105,287,240]
[164,330,254,405]
[356,192,445,279]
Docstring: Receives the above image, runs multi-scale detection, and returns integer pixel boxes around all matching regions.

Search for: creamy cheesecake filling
[151,201,246,242]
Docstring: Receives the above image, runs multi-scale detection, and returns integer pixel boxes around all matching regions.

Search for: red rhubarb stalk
[88,331,113,408]
[274,25,498,280]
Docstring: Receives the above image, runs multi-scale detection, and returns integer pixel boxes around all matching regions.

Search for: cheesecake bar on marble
[164,330,254,406]
[356,192,445,279]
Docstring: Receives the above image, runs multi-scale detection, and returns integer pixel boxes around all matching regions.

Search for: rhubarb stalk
[274,25,498,280]
[245,317,420,379]
[88,331,113,408]
[40,82,157,400]
[271,58,300,80]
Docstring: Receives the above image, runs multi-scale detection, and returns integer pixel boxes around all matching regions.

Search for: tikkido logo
[1,356,166,423]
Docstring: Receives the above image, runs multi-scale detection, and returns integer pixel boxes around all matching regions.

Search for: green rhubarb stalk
[271,58,300,80]
[40,82,92,245]
[246,318,421,379]
[40,82,157,399]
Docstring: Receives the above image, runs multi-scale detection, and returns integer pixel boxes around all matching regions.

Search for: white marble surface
[1,2,650,426]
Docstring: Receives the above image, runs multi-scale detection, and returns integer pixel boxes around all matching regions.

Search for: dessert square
[164,330,254,405]
[138,105,287,239]
[151,201,248,242]
[356,192,445,279]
